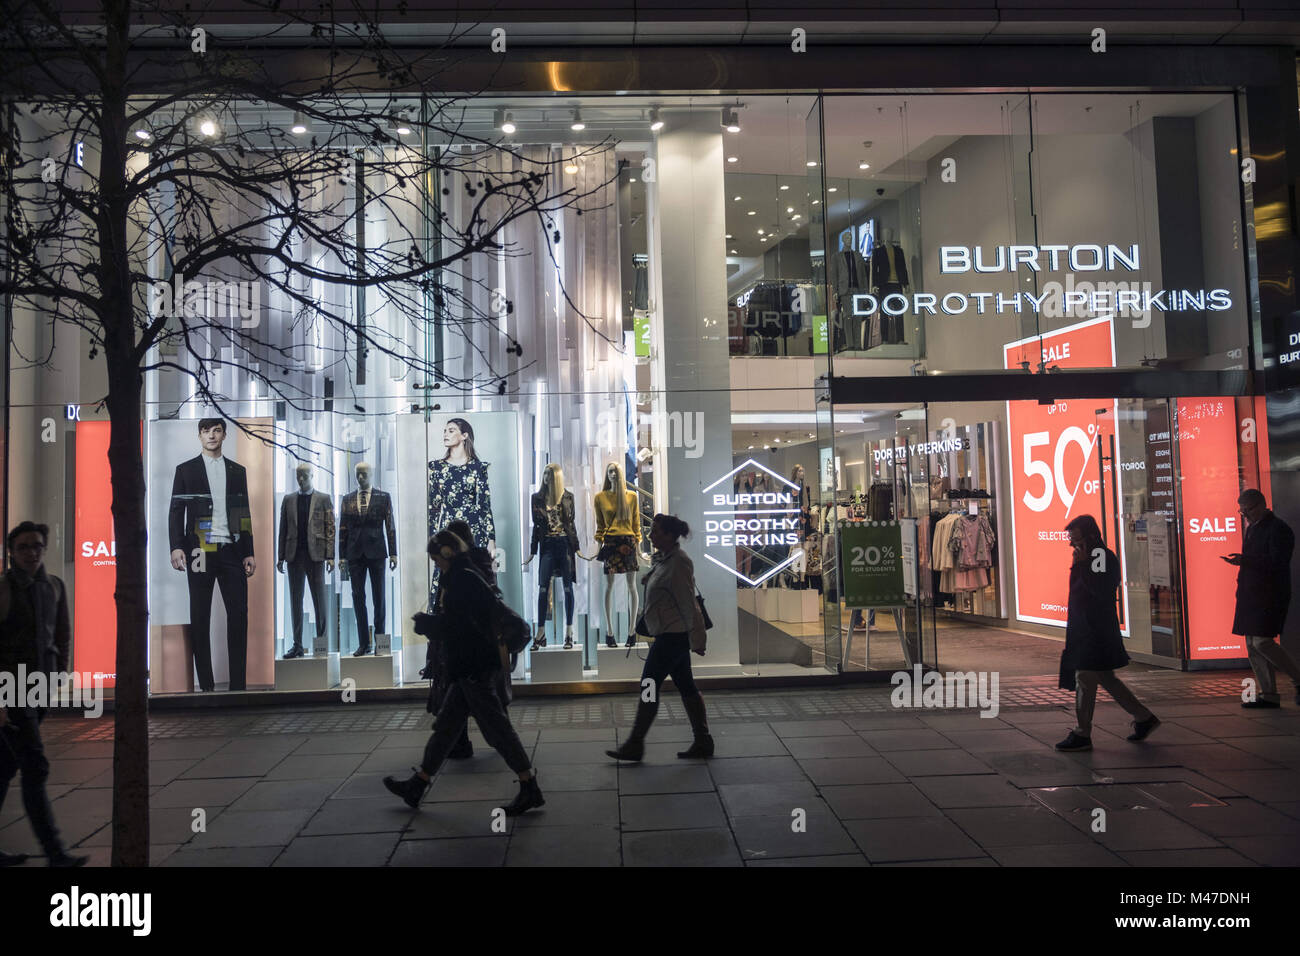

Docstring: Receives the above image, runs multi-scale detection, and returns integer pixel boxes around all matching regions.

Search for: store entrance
[825,397,1197,679]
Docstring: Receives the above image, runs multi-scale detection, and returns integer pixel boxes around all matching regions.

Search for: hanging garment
[871,243,910,289]
[632,258,649,312]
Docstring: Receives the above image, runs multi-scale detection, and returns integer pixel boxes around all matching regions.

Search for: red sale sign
[74,421,118,687]
[1004,316,1128,631]
[1178,396,1272,660]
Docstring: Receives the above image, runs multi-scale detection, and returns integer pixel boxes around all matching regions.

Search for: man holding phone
[1224,489,1300,709]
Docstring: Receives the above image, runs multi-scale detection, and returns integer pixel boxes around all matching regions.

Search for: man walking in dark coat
[1226,489,1300,708]
[1056,515,1159,752]
[0,521,88,867]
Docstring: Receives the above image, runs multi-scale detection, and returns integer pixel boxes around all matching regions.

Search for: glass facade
[2,84,1285,696]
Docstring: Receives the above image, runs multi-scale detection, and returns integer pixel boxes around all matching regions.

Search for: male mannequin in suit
[277,463,336,659]
[168,418,256,692]
[339,462,397,656]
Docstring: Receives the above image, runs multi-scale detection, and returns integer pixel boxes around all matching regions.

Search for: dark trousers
[421,672,531,776]
[537,538,575,626]
[187,543,249,692]
[642,632,699,699]
[0,708,62,855]
[287,552,327,649]
[349,555,386,650]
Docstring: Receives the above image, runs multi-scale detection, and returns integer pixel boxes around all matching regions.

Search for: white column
[647,110,740,671]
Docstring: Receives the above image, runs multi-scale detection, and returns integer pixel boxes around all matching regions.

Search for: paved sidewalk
[4,670,1299,866]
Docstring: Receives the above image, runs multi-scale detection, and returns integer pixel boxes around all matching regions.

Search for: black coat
[338,489,397,561]
[1059,546,1128,691]
[168,455,254,560]
[1232,511,1294,637]
[427,554,501,682]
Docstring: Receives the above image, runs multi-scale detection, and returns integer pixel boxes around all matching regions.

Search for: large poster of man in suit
[148,417,274,693]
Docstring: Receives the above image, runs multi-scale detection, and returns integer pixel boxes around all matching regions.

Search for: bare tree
[0,0,616,865]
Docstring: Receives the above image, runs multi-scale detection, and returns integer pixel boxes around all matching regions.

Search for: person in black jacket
[0,522,87,867]
[1056,515,1159,752]
[1226,489,1300,708]
[167,418,255,692]
[384,530,543,815]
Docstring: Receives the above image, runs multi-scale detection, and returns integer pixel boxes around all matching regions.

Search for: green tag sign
[841,522,905,607]
[635,312,651,357]
[812,313,828,354]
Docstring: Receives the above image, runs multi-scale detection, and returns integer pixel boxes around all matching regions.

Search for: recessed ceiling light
[747,210,756,216]
[725,233,733,239]
[812,199,821,205]
[828,187,838,193]
[779,184,789,191]
[757,229,765,234]
[806,160,817,167]
[726,156,738,163]
[733,195,742,201]
[786,206,793,213]
[629,177,637,183]
[859,161,870,170]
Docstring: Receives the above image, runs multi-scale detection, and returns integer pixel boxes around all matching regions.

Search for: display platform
[274,653,341,690]
[528,646,583,682]
[596,644,645,679]
[340,653,396,688]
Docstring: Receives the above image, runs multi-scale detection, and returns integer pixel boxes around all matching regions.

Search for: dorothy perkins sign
[702,459,802,586]
[852,243,1232,319]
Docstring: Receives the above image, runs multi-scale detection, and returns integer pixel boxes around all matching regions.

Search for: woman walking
[607,514,713,762]
[1056,515,1160,751]
[384,530,543,814]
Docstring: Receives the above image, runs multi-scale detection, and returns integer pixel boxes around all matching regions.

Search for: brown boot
[607,698,658,762]
[677,693,714,759]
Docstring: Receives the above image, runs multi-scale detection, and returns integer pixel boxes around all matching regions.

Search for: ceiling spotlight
[649,107,664,132]
[806,160,817,167]
[570,108,585,131]
[747,210,756,216]
[725,233,733,239]
[722,107,741,133]
[780,184,790,191]
[786,206,794,213]
[629,177,637,183]
[731,249,738,254]
[133,128,152,141]
[757,229,765,235]
[495,108,516,134]
[390,113,411,136]
[733,195,742,201]
[859,161,871,170]
[727,156,738,163]
[564,162,579,174]
[197,115,218,137]
[828,187,838,193]
[812,199,821,205]
[291,111,309,135]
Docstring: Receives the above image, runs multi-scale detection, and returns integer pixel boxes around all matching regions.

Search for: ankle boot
[383,768,431,809]
[677,693,714,759]
[503,774,545,816]
[606,698,658,762]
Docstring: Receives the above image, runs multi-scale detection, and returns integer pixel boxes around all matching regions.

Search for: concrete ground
[4,668,1299,866]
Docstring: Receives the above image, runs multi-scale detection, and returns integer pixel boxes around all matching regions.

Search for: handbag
[695,587,713,630]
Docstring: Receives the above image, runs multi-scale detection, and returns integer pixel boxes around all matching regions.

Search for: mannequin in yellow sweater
[593,462,643,647]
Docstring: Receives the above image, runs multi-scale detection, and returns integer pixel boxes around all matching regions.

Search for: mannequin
[339,462,397,656]
[593,462,642,648]
[277,464,335,659]
[829,241,870,352]
[428,416,495,607]
[871,227,910,345]
[791,464,813,536]
[523,463,580,649]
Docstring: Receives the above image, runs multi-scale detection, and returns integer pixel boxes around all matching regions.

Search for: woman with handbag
[384,530,543,815]
[606,514,714,762]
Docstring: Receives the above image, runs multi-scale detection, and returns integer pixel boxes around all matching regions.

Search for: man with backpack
[383,529,543,815]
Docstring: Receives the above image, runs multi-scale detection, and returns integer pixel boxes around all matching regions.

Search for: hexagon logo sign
[702,458,804,586]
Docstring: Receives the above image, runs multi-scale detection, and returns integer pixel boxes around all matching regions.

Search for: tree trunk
[104,0,148,867]
[107,359,150,867]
